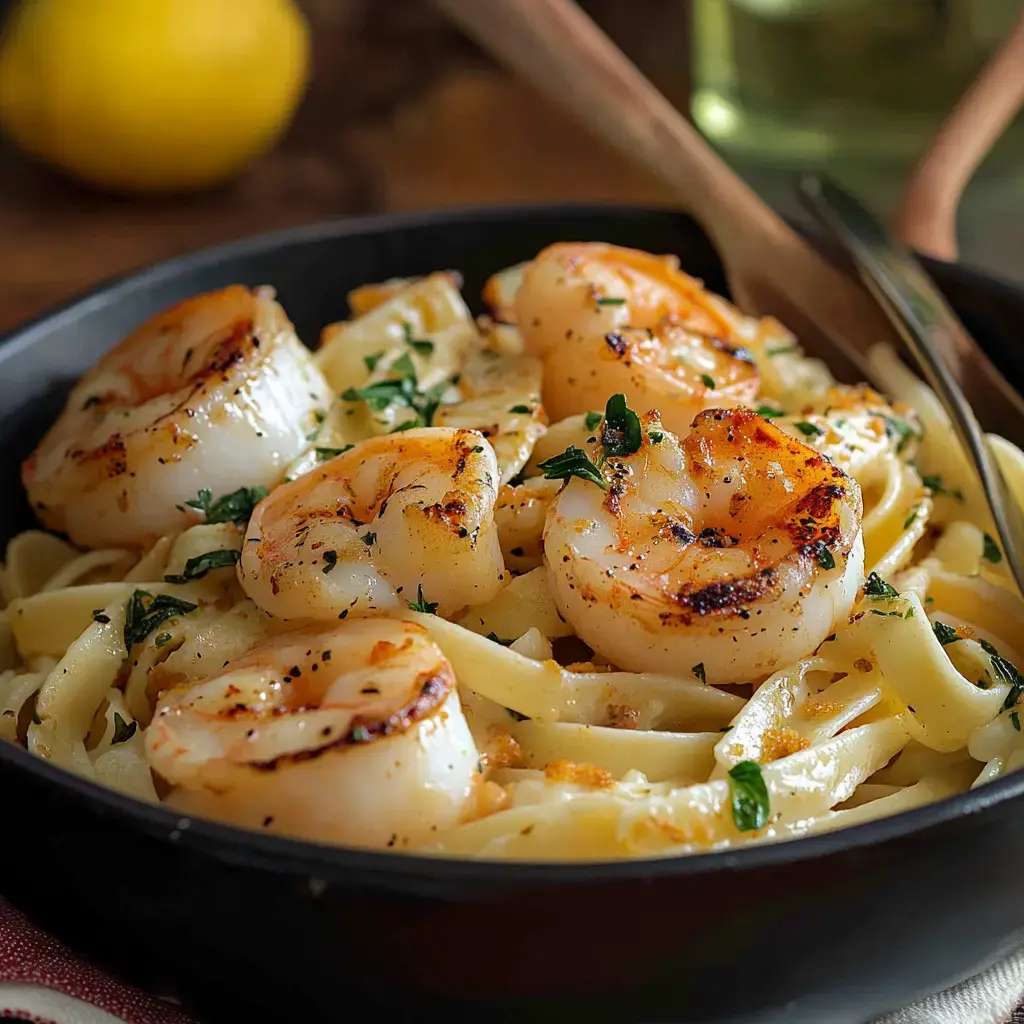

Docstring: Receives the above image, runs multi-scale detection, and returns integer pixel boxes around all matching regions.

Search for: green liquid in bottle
[691,0,1021,173]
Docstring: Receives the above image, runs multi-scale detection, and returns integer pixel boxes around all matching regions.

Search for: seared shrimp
[23,287,331,550]
[516,243,759,434]
[239,427,506,620]
[146,618,479,849]
[544,406,864,683]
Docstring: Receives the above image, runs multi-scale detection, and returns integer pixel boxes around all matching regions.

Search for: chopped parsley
[983,533,1003,564]
[364,352,384,372]
[154,632,173,648]
[509,404,531,414]
[648,430,664,445]
[728,760,770,832]
[975,638,1024,710]
[880,414,918,454]
[390,420,420,433]
[111,713,137,745]
[537,445,607,490]
[165,549,241,584]
[342,352,449,426]
[124,590,197,652]
[793,421,824,438]
[932,620,960,646]
[920,474,964,502]
[864,572,899,600]
[814,543,835,570]
[903,503,922,530]
[184,486,269,527]
[361,532,377,546]
[755,405,783,418]
[692,662,707,685]
[322,550,338,574]
[766,344,798,357]
[315,445,354,462]
[306,409,326,441]
[402,321,434,356]
[700,374,715,389]
[595,296,626,306]
[585,411,603,430]
[601,393,643,458]
[407,585,438,614]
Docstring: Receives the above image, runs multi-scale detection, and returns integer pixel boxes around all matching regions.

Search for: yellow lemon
[0,0,310,193]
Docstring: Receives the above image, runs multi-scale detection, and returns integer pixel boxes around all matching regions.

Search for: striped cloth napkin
[1,895,1023,1023]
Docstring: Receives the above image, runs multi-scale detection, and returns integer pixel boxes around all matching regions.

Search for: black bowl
[4,205,1024,1024]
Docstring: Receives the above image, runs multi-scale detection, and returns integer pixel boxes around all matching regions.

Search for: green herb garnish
[111,713,137,745]
[692,662,707,685]
[766,344,798,357]
[903,503,922,530]
[407,585,438,614]
[920,474,964,502]
[983,533,1003,564]
[975,638,1024,710]
[880,414,918,454]
[342,353,449,426]
[585,411,603,430]
[932,620,960,646]
[596,296,626,306]
[124,590,197,652]
[364,352,384,372]
[537,445,607,490]
[509,404,531,414]
[700,374,715,389]
[728,760,770,832]
[1012,712,1021,732]
[814,543,835,570]
[154,632,173,648]
[402,321,434,356]
[185,486,269,527]
[864,572,899,600]
[315,445,354,462]
[755,405,782,418]
[165,549,241,584]
[793,421,824,438]
[322,550,338,574]
[306,409,326,441]
[601,393,643,458]
[648,430,664,445]
[361,532,377,546]
[343,377,414,412]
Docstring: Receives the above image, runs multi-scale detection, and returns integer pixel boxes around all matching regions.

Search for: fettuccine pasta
[4,241,1024,862]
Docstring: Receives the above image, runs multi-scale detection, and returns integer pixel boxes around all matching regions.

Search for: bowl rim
[4,199,1024,884]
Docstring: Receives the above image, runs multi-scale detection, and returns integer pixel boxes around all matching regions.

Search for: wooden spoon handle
[893,9,1024,261]
[436,0,788,248]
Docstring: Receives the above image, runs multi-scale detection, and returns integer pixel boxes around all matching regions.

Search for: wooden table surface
[4,0,1021,337]
[0,0,688,334]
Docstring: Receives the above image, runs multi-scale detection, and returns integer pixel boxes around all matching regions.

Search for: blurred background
[1,0,1022,334]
